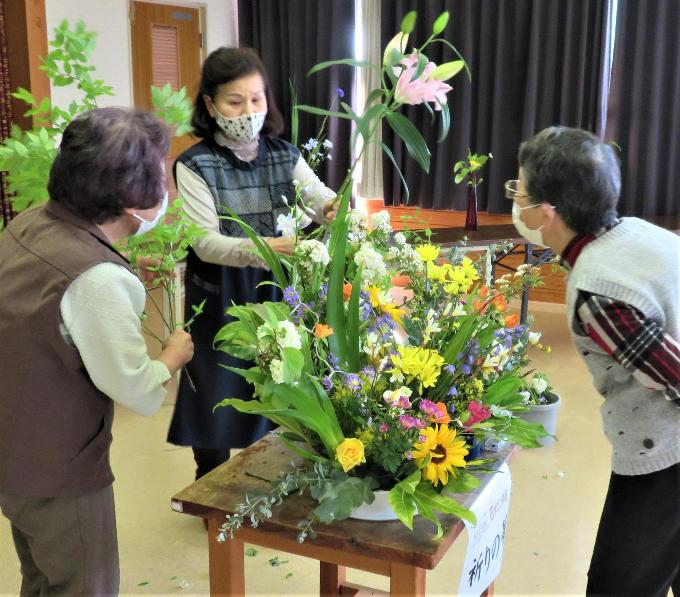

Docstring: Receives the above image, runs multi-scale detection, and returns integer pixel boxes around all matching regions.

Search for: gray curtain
[605,0,680,217]
[238,0,356,190]
[381,0,610,213]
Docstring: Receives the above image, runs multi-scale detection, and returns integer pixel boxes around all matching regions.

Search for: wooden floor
[364,199,567,304]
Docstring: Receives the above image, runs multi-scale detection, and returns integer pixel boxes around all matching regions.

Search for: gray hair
[518,126,620,235]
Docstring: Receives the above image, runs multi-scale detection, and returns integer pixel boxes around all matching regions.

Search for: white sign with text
[457,463,512,596]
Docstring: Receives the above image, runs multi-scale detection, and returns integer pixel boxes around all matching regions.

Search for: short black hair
[518,126,620,235]
[48,107,170,224]
[191,47,283,139]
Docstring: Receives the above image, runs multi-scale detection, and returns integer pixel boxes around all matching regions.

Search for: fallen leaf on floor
[245,547,259,557]
[169,576,177,580]
[541,474,549,480]
[285,573,294,579]
[269,556,289,567]
[137,581,149,586]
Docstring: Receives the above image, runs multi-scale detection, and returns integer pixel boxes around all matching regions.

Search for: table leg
[481,581,495,596]
[208,518,244,597]
[389,562,425,597]
[320,561,346,595]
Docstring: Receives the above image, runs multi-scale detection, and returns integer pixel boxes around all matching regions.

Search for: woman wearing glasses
[509,126,680,596]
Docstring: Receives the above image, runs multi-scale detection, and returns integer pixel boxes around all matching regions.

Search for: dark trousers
[587,462,680,596]
[0,484,119,596]
[192,447,230,480]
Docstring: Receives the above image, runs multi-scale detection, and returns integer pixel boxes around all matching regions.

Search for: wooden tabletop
[430,224,527,246]
[172,433,517,571]
[425,215,680,247]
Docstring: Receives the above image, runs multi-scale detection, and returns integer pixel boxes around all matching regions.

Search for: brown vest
[0,201,132,497]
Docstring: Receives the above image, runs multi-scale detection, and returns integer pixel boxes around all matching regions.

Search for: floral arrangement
[519,371,557,406]
[213,11,551,542]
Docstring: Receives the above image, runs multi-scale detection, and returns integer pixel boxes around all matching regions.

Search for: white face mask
[212,108,266,142]
[133,191,168,236]
[512,201,549,246]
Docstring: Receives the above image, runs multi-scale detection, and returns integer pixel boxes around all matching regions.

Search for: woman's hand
[134,255,176,286]
[158,328,194,376]
[323,199,340,222]
[265,236,297,256]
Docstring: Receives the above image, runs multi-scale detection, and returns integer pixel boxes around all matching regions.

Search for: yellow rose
[335,438,366,473]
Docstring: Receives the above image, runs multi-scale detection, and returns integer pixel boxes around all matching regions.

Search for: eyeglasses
[504,180,531,201]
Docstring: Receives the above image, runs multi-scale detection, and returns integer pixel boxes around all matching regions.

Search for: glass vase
[464,185,478,231]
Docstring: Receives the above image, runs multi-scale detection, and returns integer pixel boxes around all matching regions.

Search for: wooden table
[171,433,517,596]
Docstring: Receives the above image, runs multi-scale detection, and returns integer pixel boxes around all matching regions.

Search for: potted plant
[453,150,492,231]
[518,372,561,446]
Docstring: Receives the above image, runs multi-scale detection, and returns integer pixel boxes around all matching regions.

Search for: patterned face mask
[211,107,266,142]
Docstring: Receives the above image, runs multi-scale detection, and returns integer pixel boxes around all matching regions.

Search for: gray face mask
[133,192,168,237]
[511,201,551,246]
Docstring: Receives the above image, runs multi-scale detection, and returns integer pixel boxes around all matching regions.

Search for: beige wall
[45,0,238,109]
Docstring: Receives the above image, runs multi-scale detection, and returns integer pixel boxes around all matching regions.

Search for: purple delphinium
[337,88,345,98]
[344,373,362,392]
[321,375,333,391]
[283,285,300,307]
[319,283,328,300]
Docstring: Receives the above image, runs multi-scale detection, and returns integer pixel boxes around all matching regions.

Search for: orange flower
[343,283,353,301]
[504,314,519,328]
[478,285,489,298]
[431,402,451,425]
[491,295,507,313]
[314,323,334,338]
[391,274,411,288]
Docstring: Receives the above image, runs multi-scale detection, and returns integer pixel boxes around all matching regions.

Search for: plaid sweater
[564,218,680,475]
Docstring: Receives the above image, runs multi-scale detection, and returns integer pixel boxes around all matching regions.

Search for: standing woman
[0,107,194,594]
[167,47,337,480]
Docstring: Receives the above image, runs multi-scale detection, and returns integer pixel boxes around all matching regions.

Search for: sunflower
[413,425,469,487]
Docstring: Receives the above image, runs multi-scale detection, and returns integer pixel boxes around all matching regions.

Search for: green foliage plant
[453,149,492,188]
[0,20,201,337]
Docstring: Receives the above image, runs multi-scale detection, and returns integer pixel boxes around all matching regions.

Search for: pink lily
[394,52,453,110]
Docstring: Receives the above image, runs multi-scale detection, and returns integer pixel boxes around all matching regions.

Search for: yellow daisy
[416,243,440,263]
[413,425,468,487]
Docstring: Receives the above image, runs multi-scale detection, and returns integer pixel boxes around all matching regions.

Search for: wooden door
[130,1,203,161]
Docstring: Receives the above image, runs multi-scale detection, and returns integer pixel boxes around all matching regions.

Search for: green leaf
[326,184,352,364]
[295,104,353,120]
[307,58,374,77]
[388,471,421,529]
[220,212,288,289]
[380,142,410,203]
[400,11,417,34]
[413,483,476,524]
[245,548,258,557]
[429,60,465,81]
[385,111,431,173]
[438,102,451,142]
[432,11,450,35]
[345,269,362,372]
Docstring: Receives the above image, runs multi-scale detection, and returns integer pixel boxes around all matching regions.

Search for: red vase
[465,185,478,231]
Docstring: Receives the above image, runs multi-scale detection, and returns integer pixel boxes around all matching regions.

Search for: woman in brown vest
[0,107,194,595]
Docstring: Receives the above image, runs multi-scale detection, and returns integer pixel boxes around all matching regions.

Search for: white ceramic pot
[350,490,399,521]
[520,393,561,447]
